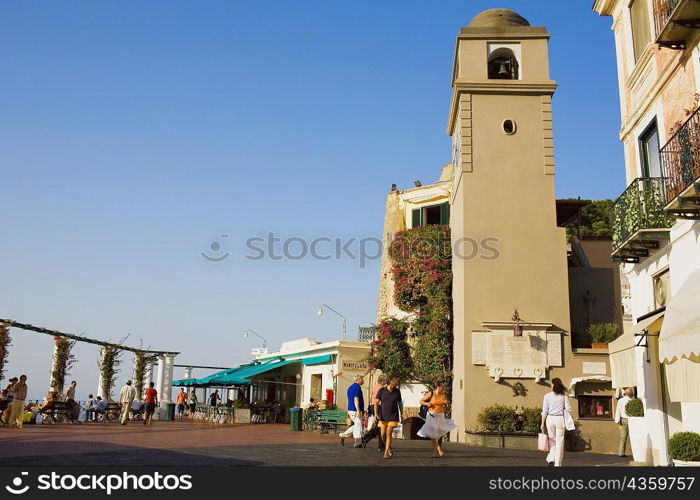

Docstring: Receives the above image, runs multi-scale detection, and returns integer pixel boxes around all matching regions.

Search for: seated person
[39,391,59,412]
[303,398,318,410]
[86,396,108,421]
[131,400,142,419]
[0,390,10,424]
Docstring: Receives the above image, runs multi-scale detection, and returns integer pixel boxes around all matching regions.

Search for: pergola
[0,319,179,410]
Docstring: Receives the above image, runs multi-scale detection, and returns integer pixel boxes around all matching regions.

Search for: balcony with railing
[660,105,700,218]
[611,177,674,263]
[653,0,700,49]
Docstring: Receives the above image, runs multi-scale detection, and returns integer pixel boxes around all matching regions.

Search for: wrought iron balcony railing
[653,0,700,50]
[659,105,700,218]
[611,177,674,262]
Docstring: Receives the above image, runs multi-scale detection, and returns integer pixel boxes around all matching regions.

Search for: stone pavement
[0,422,629,467]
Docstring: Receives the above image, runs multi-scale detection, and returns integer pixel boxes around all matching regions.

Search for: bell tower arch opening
[487,46,520,80]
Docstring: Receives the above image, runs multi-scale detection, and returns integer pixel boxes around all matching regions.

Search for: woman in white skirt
[417,381,456,457]
[540,377,572,467]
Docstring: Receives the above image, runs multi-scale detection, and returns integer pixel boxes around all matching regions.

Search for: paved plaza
[0,422,630,467]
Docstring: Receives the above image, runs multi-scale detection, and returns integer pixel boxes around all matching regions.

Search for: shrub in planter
[477,404,517,434]
[587,322,619,346]
[625,398,644,417]
[668,432,700,463]
[521,407,543,434]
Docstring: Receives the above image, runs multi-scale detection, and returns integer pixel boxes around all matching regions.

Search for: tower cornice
[446,81,557,135]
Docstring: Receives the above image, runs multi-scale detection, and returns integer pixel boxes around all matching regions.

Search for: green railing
[611,177,674,252]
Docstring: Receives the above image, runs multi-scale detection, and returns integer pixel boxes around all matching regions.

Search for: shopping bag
[564,411,576,431]
[538,432,550,452]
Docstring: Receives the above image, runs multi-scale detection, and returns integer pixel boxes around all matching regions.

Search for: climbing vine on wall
[0,323,11,383]
[99,347,123,399]
[51,336,77,395]
[133,352,158,398]
[371,224,454,391]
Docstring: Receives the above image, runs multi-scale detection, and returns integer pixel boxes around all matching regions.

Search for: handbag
[418,390,432,420]
[538,432,550,452]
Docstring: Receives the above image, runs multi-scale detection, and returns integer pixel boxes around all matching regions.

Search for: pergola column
[143,360,153,390]
[97,347,108,400]
[48,340,61,395]
[184,366,193,380]
[161,353,175,404]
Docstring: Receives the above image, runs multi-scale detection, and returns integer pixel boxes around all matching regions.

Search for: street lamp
[243,329,267,349]
[317,304,347,341]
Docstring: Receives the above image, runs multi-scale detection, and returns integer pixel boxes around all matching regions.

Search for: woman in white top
[540,378,572,467]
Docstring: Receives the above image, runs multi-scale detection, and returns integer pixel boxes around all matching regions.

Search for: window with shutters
[411,202,450,228]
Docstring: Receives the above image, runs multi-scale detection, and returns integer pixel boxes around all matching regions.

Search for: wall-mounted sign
[251,348,268,357]
[342,360,369,371]
[472,321,563,382]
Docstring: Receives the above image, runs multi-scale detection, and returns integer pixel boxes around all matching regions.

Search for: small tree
[0,323,10,383]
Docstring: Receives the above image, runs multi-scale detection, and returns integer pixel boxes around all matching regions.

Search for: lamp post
[317,304,347,341]
[243,329,267,349]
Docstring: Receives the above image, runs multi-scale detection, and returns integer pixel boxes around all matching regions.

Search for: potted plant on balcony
[625,398,648,463]
[587,322,619,349]
[668,431,700,467]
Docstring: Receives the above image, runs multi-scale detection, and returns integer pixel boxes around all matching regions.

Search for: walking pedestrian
[209,390,220,406]
[339,374,365,448]
[176,388,187,418]
[119,380,137,425]
[614,387,635,457]
[540,377,572,467]
[417,381,456,457]
[361,374,386,450]
[8,375,28,429]
[143,382,158,426]
[375,376,402,459]
[188,390,198,416]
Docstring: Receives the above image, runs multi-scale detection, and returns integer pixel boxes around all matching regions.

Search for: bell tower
[447,9,572,440]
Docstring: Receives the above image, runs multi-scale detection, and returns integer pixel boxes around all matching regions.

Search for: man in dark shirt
[339,374,365,448]
[374,376,402,459]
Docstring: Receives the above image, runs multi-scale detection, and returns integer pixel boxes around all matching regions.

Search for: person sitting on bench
[86,396,108,421]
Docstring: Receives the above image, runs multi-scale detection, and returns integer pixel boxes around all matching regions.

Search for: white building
[594,0,700,465]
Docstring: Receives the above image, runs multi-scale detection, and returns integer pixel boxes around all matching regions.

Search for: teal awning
[301,354,332,366]
[172,364,249,387]
[172,378,199,387]
[210,358,296,385]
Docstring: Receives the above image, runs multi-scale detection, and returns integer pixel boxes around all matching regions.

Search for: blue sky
[1,1,622,399]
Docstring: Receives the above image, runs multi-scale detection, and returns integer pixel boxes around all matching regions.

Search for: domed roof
[467,8,530,28]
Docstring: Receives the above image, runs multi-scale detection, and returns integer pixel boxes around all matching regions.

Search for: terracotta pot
[591,343,609,349]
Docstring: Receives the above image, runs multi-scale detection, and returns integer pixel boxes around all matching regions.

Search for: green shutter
[412,209,421,228]
[440,202,450,226]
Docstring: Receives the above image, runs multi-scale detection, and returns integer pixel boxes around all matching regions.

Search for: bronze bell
[497,61,510,79]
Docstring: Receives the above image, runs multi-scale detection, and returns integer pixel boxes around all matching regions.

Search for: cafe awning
[300,354,332,365]
[659,267,700,363]
[210,358,296,385]
[608,310,665,388]
[568,375,612,396]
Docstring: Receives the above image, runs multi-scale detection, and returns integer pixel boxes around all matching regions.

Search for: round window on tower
[502,119,517,135]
